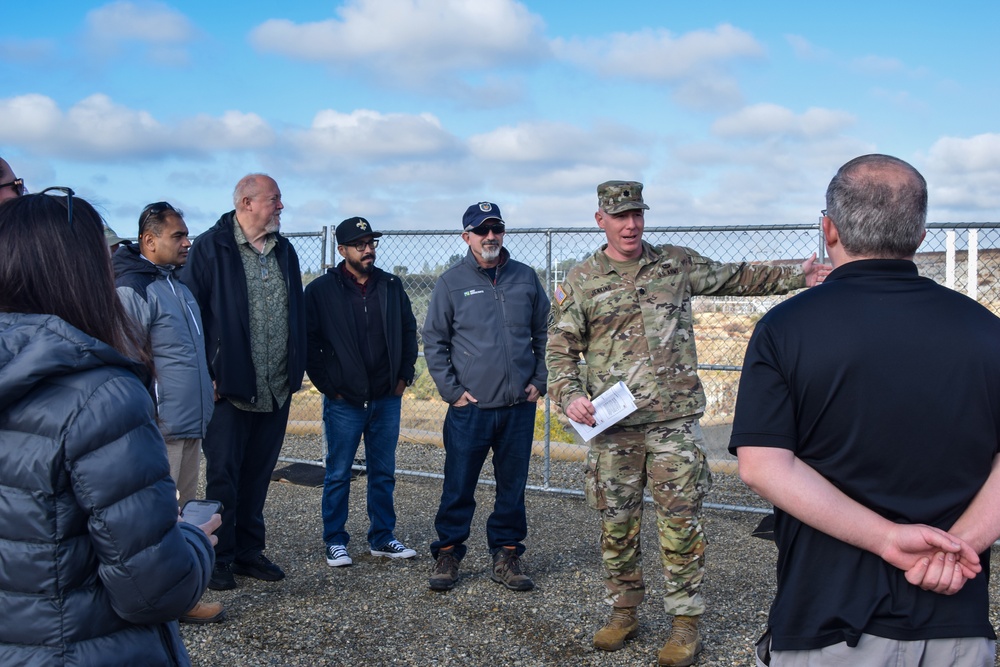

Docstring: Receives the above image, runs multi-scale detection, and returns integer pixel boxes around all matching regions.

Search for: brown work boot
[658,615,703,666]
[179,600,225,624]
[428,547,460,591]
[592,606,639,651]
[491,546,534,591]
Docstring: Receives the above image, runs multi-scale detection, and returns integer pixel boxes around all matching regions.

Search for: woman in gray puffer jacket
[0,192,217,666]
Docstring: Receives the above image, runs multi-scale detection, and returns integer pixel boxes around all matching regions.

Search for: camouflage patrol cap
[597,180,649,214]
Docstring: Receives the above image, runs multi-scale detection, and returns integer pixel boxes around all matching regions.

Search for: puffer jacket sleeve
[66,370,214,624]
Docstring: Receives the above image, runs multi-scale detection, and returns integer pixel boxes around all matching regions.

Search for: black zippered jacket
[178,211,306,404]
[305,263,417,406]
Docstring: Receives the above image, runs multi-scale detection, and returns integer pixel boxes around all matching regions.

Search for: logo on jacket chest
[463,289,485,297]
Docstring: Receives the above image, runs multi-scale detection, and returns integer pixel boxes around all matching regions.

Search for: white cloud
[285,109,463,167]
[0,94,273,159]
[83,0,197,65]
[249,0,549,89]
[924,133,1000,215]
[712,103,856,140]
[551,24,763,109]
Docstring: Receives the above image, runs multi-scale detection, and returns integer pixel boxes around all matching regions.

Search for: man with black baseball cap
[305,216,418,568]
[423,202,549,592]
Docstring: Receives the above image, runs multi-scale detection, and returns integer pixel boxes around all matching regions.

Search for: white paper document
[569,381,638,442]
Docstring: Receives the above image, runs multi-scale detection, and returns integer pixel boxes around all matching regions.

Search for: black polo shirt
[730,259,1000,651]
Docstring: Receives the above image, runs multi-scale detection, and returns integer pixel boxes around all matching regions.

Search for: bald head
[824,154,927,260]
[232,173,283,246]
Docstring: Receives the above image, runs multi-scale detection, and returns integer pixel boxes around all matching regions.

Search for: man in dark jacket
[306,216,418,568]
[180,173,307,590]
[114,202,222,623]
[423,202,549,593]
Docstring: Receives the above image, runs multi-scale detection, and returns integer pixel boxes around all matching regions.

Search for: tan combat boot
[657,615,703,666]
[592,606,639,651]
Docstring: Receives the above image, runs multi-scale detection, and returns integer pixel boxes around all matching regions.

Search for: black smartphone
[180,499,222,526]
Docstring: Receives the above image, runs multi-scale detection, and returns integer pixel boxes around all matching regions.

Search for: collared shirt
[229,218,289,412]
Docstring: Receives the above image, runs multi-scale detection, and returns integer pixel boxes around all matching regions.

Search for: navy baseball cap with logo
[462,202,504,231]
[336,216,382,245]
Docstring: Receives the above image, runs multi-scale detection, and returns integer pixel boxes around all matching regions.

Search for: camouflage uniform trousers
[585,416,712,616]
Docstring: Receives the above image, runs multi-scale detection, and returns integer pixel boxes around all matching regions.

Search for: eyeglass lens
[472,224,505,236]
[352,239,379,251]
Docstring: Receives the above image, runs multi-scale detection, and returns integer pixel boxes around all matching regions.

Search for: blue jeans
[431,401,536,561]
[321,394,402,549]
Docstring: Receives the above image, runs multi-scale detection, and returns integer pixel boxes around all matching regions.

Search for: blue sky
[2,0,998,235]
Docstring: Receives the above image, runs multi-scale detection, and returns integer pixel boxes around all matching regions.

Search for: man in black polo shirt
[731,154,1000,665]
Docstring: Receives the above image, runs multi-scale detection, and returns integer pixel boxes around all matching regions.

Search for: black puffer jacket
[0,313,215,666]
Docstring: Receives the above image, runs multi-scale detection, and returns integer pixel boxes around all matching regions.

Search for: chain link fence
[285,223,1000,491]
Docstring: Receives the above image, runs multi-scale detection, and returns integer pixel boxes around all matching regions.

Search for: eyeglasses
[821,209,829,217]
[40,186,75,228]
[345,239,379,252]
[139,201,177,233]
[470,224,505,236]
[1,178,24,197]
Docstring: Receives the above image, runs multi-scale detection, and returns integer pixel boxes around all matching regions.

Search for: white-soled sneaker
[370,539,417,559]
[325,544,352,567]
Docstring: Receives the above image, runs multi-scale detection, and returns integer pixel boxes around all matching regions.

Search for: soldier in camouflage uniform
[546,180,829,667]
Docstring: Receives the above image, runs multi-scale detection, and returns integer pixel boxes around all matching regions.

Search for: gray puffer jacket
[0,313,215,666]
[114,244,214,439]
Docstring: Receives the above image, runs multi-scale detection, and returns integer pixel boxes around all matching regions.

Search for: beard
[347,253,375,275]
[264,213,281,234]
[480,243,501,262]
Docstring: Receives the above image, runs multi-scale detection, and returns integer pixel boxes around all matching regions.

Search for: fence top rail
[374,222,1000,237]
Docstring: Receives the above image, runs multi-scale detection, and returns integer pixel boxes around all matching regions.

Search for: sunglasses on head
[40,186,75,228]
[139,201,178,231]
[470,223,505,236]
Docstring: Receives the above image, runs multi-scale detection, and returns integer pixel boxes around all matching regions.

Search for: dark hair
[138,201,183,238]
[825,154,927,259]
[0,193,151,368]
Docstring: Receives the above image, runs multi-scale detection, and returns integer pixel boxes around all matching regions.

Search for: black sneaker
[232,553,285,582]
[428,549,459,591]
[208,562,236,591]
[371,539,417,559]
[491,547,534,591]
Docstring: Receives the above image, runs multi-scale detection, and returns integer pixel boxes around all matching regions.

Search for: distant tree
[394,265,409,276]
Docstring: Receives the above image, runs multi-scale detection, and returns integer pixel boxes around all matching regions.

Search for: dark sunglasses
[470,223,505,236]
[40,186,75,228]
[1,178,24,197]
[139,201,178,233]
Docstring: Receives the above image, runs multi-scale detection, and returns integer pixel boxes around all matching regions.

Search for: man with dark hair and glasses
[180,174,306,591]
[113,202,223,624]
[0,157,25,204]
[423,202,549,593]
[305,216,418,568]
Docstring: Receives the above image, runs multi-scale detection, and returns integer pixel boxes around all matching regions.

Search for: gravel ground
[181,434,1000,666]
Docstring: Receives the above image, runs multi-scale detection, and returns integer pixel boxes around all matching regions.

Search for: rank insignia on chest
[554,283,567,305]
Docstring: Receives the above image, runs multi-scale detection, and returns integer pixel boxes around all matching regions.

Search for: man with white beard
[422,202,550,593]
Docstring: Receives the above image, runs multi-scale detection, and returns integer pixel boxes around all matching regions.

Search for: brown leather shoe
[592,606,639,651]
[658,615,703,666]
[179,600,226,624]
